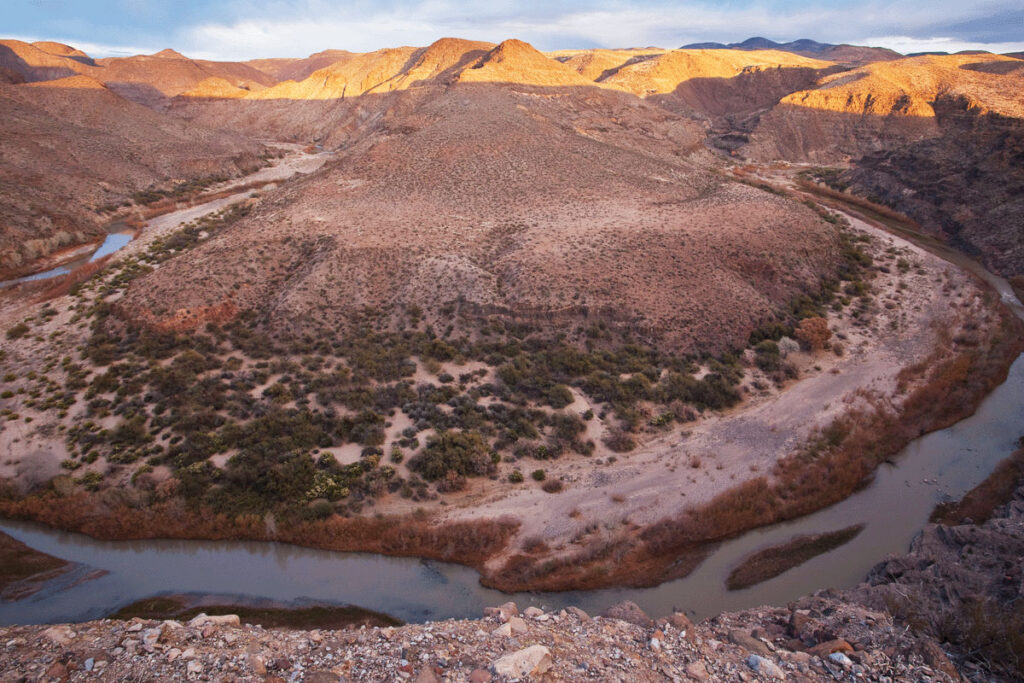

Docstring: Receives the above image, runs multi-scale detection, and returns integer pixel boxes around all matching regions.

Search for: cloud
[864,36,1024,55]
[4,34,158,58]
[9,0,1024,60]
[176,0,1024,59]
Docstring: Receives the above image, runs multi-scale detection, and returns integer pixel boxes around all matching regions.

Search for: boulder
[602,601,653,627]
[492,645,553,677]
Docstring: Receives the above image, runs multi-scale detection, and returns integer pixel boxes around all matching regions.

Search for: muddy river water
[1,204,1022,627]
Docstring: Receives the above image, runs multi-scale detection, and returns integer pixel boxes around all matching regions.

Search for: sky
[4,0,1023,60]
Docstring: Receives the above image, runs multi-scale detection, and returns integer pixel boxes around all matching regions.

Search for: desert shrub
[795,317,832,352]
[542,479,563,493]
[531,469,546,481]
[748,321,792,345]
[778,337,800,357]
[6,323,30,340]
[603,429,636,453]
[508,470,524,483]
[437,470,467,493]
[409,431,493,481]
[754,340,782,372]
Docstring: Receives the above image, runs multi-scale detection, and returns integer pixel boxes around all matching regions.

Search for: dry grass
[725,524,864,590]
[0,493,517,571]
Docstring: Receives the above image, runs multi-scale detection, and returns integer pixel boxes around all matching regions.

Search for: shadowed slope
[0,77,265,278]
[117,77,839,354]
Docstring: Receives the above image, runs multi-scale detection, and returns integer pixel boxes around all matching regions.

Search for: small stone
[141,627,162,653]
[45,662,67,679]
[746,654,786,680]
[602,601,654,627]
[303,672,340,683]
[186,660,203,675]
[248,654,267,675]
[413,668,441,683]
[566,606,590,622]
[508,616,528,634]
[273,656,292,671]
[493,645,553,677]
[523,606,544,618]
[483,602,518,623]
[468,668,492,682]
[667,611,694,631]
[126,622,143,633]
[685,661,709,681]
[491,623,512,637]
[828,652,853,669]
[42,625,76,646]
[730,629,772,657]
[167,648,182,662]
[83,657,95,672]
[181,647,196,660]
[6,638,27,648]
[201,624,215,639]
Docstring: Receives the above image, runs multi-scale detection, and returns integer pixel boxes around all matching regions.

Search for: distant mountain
[681,37,900,64]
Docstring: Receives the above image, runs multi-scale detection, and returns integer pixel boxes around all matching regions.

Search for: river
[1,188,1021,627]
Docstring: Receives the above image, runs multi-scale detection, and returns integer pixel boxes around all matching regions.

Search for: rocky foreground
[0,597,957,682]
[3,476,1022,682]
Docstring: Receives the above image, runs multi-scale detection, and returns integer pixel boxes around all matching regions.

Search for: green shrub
[409,431,493,481]
[6,323,30,340]
[531,469,546,481]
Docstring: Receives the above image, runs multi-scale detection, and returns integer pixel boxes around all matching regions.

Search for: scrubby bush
[531,469,546,481]
[795,317,832,352]
[6,323,30,340]
[409,430,493,481]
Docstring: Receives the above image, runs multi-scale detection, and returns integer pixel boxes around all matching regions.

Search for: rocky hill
[118,39,839,355]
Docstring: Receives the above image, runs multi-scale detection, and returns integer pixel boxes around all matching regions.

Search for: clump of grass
[725,524,864,590]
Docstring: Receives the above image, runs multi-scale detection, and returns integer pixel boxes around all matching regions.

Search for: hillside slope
[0,76,265,278]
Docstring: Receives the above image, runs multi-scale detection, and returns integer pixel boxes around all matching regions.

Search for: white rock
[493,645,553,678]
[188,613,240,627]
[829,652,854,669]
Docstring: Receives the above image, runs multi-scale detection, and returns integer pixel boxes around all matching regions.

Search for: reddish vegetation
[0,494,517,572]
